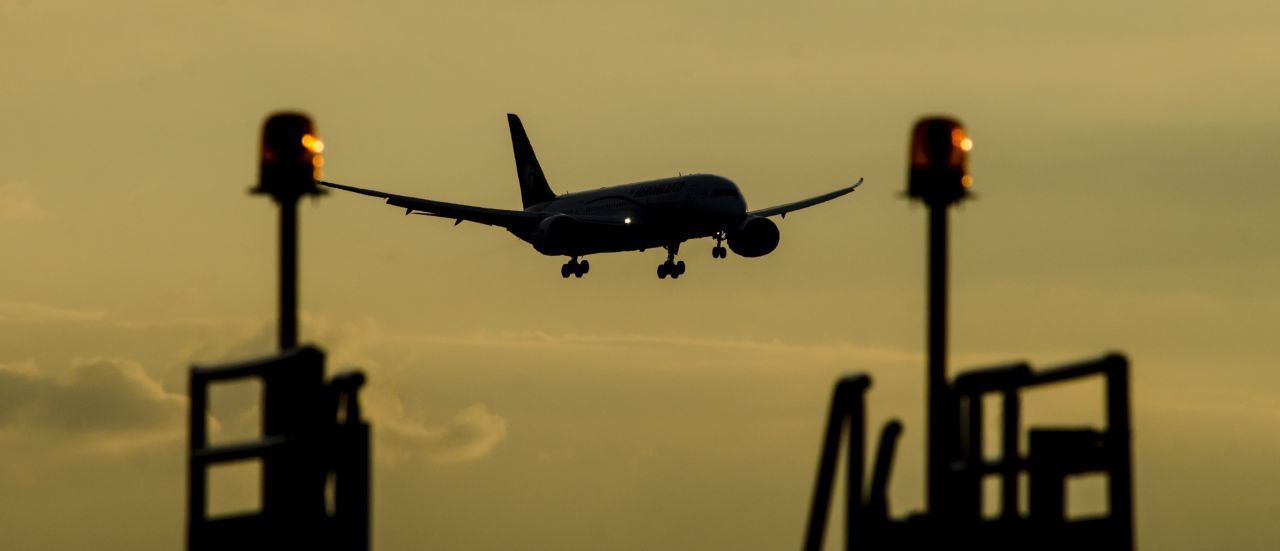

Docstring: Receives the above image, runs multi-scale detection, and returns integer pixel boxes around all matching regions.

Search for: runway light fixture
[254,112,325,200]
[908,117,971,207]
[905,115,973,516]
[250,111,327,350]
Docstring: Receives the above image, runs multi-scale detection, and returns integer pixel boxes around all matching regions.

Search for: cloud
[0,182,46,220]
[0,301,108,324]
[366,392,508,466]
[179,316,510,465]
[0,358,185,433]
[355,326,924,372]
[180,313,379,368]
[0,358,187,453]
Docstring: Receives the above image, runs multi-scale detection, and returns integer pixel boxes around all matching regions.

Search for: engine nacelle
[727,216,780,258]
[532,214,578,255]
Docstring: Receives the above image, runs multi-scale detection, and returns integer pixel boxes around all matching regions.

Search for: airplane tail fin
[508,114,557,209]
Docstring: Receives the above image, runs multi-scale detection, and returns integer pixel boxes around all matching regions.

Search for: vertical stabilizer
[508,114,557,208]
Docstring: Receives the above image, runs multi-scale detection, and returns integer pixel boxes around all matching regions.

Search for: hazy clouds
[0,183,45,221]
[374,400,508,464]
[0,358,183,434]
[3,0,1280,550]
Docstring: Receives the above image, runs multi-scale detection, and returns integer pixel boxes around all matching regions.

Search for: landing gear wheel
[659,242,684,280]
[563,257,587,278]
[712,246,726,259]
[670,260,685,279]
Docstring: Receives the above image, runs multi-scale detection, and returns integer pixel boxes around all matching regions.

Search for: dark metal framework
[802,354,1133,551]
[187,347,370,551]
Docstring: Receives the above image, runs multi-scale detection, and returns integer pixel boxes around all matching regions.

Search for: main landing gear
[561,257,589,278]
[711,231,727,259]
[657,244,686,279]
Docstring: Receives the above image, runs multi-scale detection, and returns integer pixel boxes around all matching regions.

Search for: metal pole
[1001,389,1020,521]
[926,204,949,517]
[1105,357,1134,550]
[279,196,298,350]
[909,116,970,521]
[187,370,208,550]
[846,384,867,551]
[803,375,871,551]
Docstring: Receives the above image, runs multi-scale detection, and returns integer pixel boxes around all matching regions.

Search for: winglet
[745,178,865,219]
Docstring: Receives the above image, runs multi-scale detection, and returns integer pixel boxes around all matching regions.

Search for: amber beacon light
[254,112,326,200]
[908,117,972,208]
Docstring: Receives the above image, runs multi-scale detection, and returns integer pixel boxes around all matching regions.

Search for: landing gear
[657,261,685,279]
[657,244,686,279]
[561,257,589,278]
[711,231,727,259]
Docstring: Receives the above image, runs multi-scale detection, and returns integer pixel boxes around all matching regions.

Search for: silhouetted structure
[802,118,1133,550]
[803,355,1132,550]
[188,347,369,551]
[187,113,368,550]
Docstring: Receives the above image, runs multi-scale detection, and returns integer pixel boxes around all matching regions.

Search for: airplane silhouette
[321,114,862,279]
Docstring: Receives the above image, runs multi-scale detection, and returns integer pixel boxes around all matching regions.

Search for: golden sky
[2,1,1278,549]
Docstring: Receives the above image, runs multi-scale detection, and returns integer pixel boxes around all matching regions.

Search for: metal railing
[188,346,369,551]
[802,354,1132,551]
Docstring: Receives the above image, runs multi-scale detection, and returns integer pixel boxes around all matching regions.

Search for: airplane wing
[320,180,634,230]
[321,180,547,229]
[747,178,864,219]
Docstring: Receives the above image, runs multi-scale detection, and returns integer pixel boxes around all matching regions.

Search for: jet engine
[727,216,780,257]
[532,214,578,255]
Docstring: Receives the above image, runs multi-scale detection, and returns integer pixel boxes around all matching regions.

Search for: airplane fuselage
[515,173,748,256]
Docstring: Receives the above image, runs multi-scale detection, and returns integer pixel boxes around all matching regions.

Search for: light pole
[907,117,972,519]
[252,112,325,350]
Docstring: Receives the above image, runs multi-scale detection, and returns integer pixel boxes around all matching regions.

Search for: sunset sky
[2,1,1278,549]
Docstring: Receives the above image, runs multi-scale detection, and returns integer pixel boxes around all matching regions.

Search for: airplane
[320,114,863,279]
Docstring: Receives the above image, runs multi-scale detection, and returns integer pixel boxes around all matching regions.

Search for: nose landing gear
[711,231,727,259]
